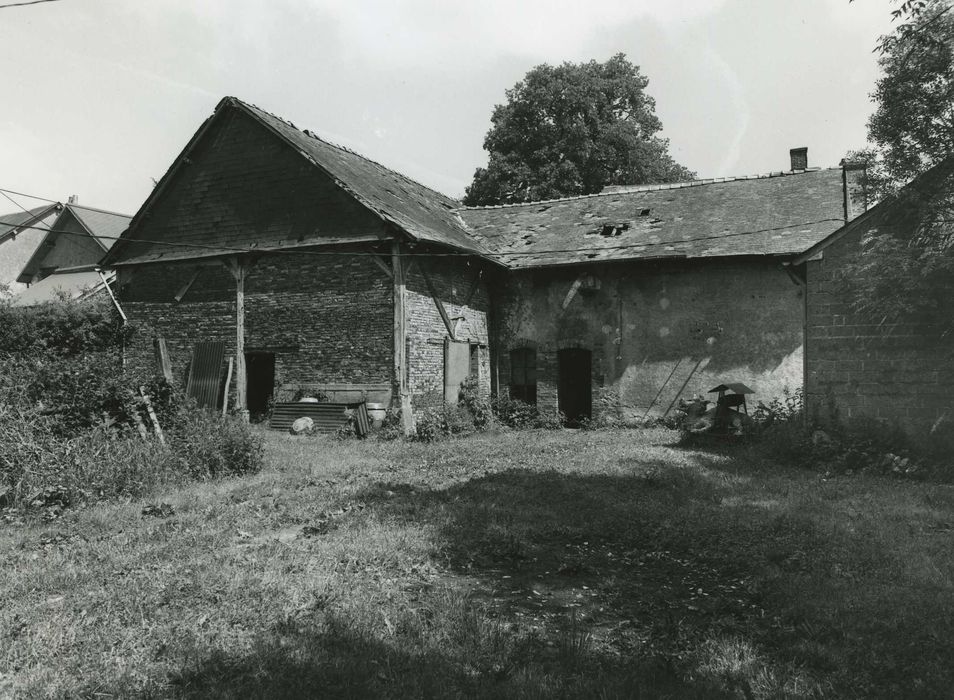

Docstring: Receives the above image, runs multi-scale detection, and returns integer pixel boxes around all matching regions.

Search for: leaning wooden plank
[221,356,234,417]
[139,388,165,445]
[421,268,455,339]
[131,406,149,441]
[154,336,173,383]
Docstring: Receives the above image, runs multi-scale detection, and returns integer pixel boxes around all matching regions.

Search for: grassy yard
[2,428,954,698]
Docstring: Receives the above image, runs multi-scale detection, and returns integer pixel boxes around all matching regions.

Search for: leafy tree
[869,1,954,185]
[846,0,954,195]
[839,1,954,336]
[463,54,694,206]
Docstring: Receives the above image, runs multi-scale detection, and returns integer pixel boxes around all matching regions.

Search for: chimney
[67,194,78,204]
[790,147,808,171]
[841,159,870,221]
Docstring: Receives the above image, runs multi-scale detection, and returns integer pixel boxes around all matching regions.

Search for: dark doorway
[558,348,592,426]
[245,352,275,420]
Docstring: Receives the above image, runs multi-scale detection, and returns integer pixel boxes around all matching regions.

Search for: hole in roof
[599,222,630,237]
[639,208,651,216]
[586,253,599,259]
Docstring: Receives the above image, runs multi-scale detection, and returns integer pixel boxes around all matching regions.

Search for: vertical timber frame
[224,256,250,422]
[392,240,415,436]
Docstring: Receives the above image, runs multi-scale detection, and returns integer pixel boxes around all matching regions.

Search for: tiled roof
[67,204,131,251]
[0,205,59,242]
[233,99,487,256]
[459,169,849,268]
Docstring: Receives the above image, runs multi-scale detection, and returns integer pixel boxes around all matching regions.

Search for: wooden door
[558,348,592,426]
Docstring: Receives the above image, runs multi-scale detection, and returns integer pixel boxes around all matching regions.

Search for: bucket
[365,402,387,429]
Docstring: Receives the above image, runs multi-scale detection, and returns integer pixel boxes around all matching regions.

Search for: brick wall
[119,249,393,403]
[404,255,491,407]
[805,227,954,434]
[494,258,805,423]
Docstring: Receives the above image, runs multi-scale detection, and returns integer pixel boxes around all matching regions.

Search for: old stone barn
[102,97,867,424]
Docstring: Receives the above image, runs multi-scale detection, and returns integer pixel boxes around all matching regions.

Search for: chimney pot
[790,148,808,171]
[67,195,78,204]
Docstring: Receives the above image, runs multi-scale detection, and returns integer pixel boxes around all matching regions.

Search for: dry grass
[2,428,954,698]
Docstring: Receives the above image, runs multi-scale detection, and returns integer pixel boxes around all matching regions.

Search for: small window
[510,348,537,405]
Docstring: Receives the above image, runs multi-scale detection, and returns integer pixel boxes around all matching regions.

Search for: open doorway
[245,352,275,421]
[558,348,592,426]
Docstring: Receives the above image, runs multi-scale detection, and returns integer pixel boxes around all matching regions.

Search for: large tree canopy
[847,0,954,193]
[843,1,954,333]
[868,1,954,185]
[463,54,694,206]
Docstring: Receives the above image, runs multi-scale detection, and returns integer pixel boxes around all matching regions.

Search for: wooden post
[222,356,234,417]
[392,242,414,436]
[225,257,249,423]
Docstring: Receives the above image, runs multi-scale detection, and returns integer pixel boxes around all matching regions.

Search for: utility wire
[0,190,55,236]
[0,186,61,204]
[0,0,63,8]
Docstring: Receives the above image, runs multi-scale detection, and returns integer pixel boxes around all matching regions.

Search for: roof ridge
[229,97,463,205]
[460,167,836,210]
[66,203,133,219]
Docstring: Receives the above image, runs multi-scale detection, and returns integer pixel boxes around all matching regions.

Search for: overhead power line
[0,0,63,8]
[0,187,60,204]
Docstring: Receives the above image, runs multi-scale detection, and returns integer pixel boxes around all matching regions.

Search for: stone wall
[405,254,491,407]
[494,258,805,423]
[804,227,954,434]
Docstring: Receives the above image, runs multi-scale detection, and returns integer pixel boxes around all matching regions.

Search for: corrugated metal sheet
[269,402,371,436]
[186,341,226,410]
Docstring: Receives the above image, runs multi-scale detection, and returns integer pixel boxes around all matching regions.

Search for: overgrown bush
[748,387,954,481]
[170,410,264,479]
[490,394,565,430]
[414,405,478,442]
[0,403,264,508]
[458,376,493,429]
[0,297,130,356]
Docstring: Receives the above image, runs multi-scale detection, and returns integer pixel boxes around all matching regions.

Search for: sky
[0,0,896,216]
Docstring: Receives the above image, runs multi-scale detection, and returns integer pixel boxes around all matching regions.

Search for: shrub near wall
[0,299,263,508]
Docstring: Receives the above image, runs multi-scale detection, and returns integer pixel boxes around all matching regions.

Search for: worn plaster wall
[494,258,804,422]
[405,254,491,407]
[118,249,393,405]
[805,228,954,434]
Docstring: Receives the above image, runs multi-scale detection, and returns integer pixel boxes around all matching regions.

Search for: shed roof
[459,169,849,268]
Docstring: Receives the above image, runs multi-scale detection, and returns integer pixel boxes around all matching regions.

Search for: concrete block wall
[805,227,954,434]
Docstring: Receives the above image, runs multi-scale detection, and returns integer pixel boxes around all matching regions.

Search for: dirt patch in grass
[2,428,954,698]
